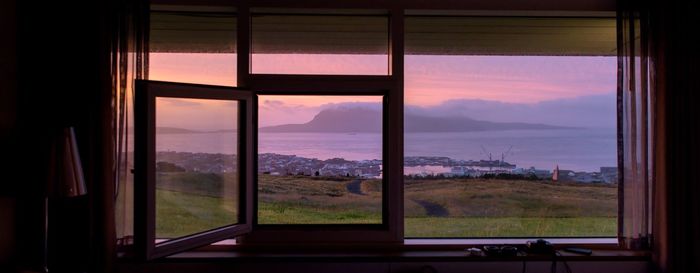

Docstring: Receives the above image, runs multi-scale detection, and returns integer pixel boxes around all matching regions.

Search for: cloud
[406,93,616,128]
[259,99,322,127]
[159,97,202,107]
[404,55,617,104]
[318,101,382,111]
[259,98,383,127]
[259,93,616,129]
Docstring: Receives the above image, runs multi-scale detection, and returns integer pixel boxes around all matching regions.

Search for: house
[600,166,618,183]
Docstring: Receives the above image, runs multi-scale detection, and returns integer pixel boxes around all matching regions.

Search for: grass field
[151,173,618,238]
[405,217,616,237]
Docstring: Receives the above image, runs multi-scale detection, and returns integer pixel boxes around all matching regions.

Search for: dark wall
[10,1,109,272]
[1,0,18,270]
[652,1,700,272]
[0,0,17,133]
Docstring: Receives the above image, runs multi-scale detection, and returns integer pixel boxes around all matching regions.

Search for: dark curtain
[646,0,700,272]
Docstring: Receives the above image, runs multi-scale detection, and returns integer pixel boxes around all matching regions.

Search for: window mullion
[387,8,405,240]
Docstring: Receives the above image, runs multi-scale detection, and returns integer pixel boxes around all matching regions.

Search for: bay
[155,128,616,173]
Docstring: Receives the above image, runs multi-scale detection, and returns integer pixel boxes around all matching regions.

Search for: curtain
[646,0,700,272]
[618,1,654,250]
[112,0,149,251]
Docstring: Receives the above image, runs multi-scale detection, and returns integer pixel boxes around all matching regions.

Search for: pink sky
[149,53,616,128]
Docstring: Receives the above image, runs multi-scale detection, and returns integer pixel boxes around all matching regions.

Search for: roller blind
[150,12,616,56]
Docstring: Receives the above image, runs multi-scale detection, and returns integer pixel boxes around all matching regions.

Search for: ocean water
[156,128,616,172]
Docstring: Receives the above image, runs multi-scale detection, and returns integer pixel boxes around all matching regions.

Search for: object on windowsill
[563,247,593,255]
[525,239,554,254]
[465,247,483,256]
[483,245,518,257]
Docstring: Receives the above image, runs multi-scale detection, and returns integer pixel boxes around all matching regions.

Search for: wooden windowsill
[118,238,650,263]
[141,237,649,262]
[158,248,649,263]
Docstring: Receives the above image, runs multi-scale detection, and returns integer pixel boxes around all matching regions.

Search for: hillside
[154,172,616,237]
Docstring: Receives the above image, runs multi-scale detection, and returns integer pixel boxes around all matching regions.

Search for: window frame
[134,80,255,260]
[244,82,400,244]
[235,7,405,244]
[137,2,630,251]
[249,12,391,76]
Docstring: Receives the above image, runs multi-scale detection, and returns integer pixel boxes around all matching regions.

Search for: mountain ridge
[259,107,570,133]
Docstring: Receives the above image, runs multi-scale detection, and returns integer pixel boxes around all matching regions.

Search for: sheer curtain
[618,2,654,250]
[112,0,149,250]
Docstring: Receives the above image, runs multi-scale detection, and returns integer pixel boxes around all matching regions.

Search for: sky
[149,53,617,129]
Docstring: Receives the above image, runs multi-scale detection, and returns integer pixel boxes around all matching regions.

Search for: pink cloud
[149,53,616,127]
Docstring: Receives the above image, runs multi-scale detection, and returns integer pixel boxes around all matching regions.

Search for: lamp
[43,127,87,272]
[47,127,87,198]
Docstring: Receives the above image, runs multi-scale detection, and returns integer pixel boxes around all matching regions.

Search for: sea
[155,128,617,173]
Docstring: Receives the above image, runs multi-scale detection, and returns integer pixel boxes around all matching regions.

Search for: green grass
[405,217,617,238]
[257,175,383,224]
[259,202,381,224]
[156,189,237,239]
[151,172,618,238]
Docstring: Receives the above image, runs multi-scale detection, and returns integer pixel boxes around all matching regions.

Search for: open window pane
[403,17,618,238]
[155,97,240,239]
[135,81,253,260]
[257,95,384,224]
[251,14,389,75]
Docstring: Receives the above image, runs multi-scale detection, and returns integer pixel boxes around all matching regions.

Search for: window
[154,97,241,238]
[116,5,240,244]
[149,6,238,86]
[134,81,254,259]
[257,95,384,225]
[251,11,389,75]
[243,84,401,244]
[127,4,639,260]
[403,16,618,238]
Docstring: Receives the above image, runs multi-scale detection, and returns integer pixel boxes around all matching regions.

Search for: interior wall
[0,0,17,132]
[652,1,700,272]
[0,0,18,270]
[0,198,16,269]
[11,0,105,272]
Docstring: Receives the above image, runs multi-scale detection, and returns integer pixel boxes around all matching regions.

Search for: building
[600,166,618,183]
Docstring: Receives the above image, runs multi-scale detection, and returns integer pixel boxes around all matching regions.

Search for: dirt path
[346,179,365,195]
[413,199,449,217]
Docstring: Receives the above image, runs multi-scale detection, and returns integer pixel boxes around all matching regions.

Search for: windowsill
[162,249,649,263]
[403,238,619,246]
[119,238,649,263]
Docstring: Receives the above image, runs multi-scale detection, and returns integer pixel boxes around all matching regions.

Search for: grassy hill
[153,173,617,238]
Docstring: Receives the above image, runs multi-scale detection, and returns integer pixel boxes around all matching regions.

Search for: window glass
[404,17,618,238]
[155,97,240,238]
[251,14,388,75]
[257,95,383,224]
[149,10,237,86]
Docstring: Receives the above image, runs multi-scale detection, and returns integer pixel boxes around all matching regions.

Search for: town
[156,151,617,183]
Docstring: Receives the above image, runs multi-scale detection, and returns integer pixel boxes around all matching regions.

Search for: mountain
[259,108,568,133]
[156,127,202,134]
[260,108,382,133]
